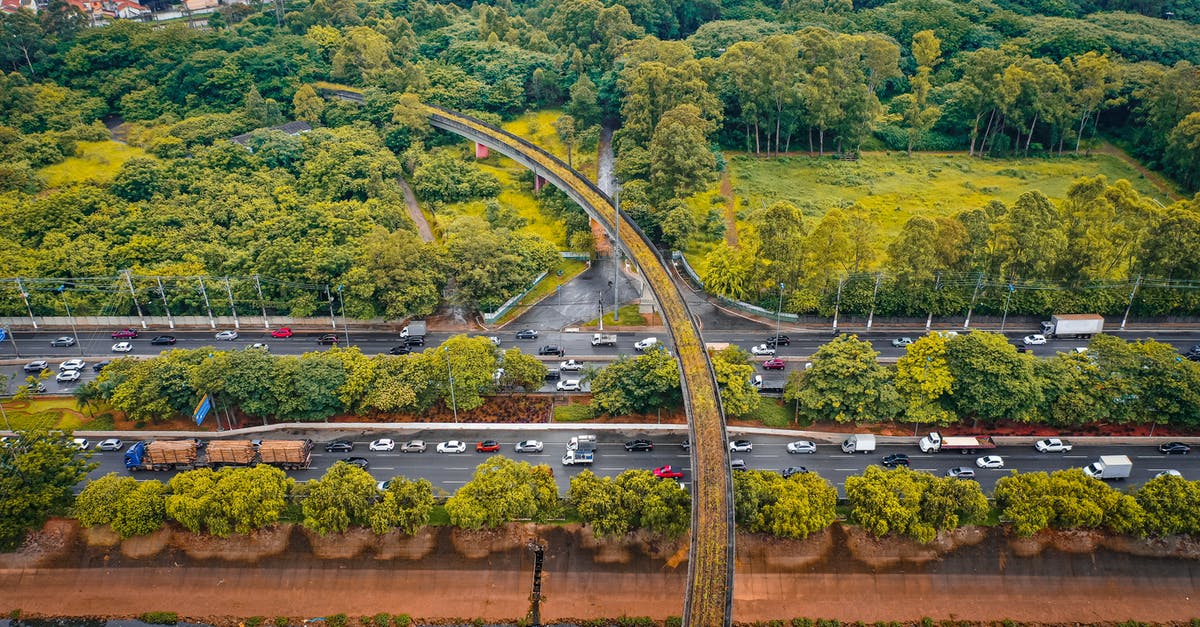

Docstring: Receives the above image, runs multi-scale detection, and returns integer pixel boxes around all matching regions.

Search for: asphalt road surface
[4,326,1199,396]
[76,429,1198,496]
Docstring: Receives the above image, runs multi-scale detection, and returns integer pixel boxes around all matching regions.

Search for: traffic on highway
[71,429,1197,495]
[5,325,1198,395]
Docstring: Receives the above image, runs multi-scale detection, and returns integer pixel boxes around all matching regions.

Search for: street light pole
[445,346,458,423]
[775,282,785,340]
[337,284,350,345]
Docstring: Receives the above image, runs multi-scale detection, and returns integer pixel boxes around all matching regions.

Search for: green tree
[944,332,1041,424]
[995,469,1144,537]
[498,348,548,393]
[790,334,901,424]
[566,74,600,127]
[990,190,1065,280]
[701,243,758,301]
[370,476,435,535]
[435,334,499,412]
[292,84,325,125]
[733,470,836,538]
[300,461,379,535]
[648,104,717,200]
[1135,474,1200,537]
[898,30,942,156]
[894,333,955,426]
[76,473,168,539]
[553,114,577,168]
[711,348,758,417]
[846,466,987,543]
[167,466,293,537]
[568,469,690,538]
[0,429,95,549]
[589,346,682,416]
[445,456,559,530]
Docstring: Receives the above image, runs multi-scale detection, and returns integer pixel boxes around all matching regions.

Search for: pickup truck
[591,333,617,346]
[1035,438,1073,452]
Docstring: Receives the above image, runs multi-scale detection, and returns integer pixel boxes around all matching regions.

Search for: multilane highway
[3,326,1197,395]
[76,429,1198,495]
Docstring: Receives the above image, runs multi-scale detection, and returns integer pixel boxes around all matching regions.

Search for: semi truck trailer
[1041,314,1104,338]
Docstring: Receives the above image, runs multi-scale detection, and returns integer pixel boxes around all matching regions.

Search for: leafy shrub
[139,612,179,625]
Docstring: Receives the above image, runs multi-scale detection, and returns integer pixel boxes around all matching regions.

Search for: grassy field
[681,150,1172,276]
[0,396,96,431]
[40,141,150,187]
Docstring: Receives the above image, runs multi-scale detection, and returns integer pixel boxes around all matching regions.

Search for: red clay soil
[4,520,1200,625]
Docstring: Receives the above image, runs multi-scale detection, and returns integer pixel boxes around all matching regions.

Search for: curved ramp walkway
[424,105,734,626]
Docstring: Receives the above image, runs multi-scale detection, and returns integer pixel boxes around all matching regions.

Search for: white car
[73,438,90,450]
[750,344,776,356]
[634,337,659,351]
[1155,469,1183,479]
[786,440,816,454]
[369,438,396,452]
[247,343,270,351]
[729,439,753,453]
[514,440,544,453]
[59,359,86,371]
[556,379,581,392]
[1034,438,1072,452]
[111,341,133,353]
[976,455,1005,469]
[56,370,81,383]
[488,336,501,346]
[1023,334,1047,345]
[437,440,467,453]
[216,330,239,340]
[97,438,124,451]
[559,359,584,372]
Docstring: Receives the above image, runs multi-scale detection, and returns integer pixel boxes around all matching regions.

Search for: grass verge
[0,396,94,431]
[583,304,648,327]
[553,403,594,422]
[741,397,793,428]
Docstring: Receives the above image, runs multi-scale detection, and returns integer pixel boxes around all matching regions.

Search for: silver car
[215,330,239,340]
[786,440,816,454]
[514,440,544,453]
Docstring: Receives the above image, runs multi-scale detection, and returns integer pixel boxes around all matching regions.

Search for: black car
[150,335,177,345]
[1016,346,1031,353]
[765,335,792,347]
[624,439,654,452]
[538,345,564,356]
[325,440,354,453]
[515,329,539,340]
[781,466,808,478]
[1159,442,1192,455]
[317,334,340,345]
[389,345,410,355]
[340,456,369,469]
[406,336,426,346]
[92,360,111,372]
[544,369,561,381]
[681,439,690,451]
[881,453,910,468]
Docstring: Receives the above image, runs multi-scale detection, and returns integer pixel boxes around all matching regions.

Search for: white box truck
[1083,455,1132,480]
[841,434,876,454]
[1040,314,1104,338]
[561,450,594,465]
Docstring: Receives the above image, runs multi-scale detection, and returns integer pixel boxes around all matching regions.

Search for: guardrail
[420,105,735,626]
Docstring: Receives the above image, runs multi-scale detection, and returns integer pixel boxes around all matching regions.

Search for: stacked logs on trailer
[257,439,314,470]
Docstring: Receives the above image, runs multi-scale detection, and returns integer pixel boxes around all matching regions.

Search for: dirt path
[720,170,738,247]
[396,177,435,242]
[1095,141,1183,202]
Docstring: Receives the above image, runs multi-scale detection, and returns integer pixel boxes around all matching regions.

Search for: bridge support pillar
[475,143,489,159]
[638,273,656,315]
[534,174,546,192]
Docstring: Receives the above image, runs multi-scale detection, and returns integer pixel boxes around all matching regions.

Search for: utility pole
[926,273,941,330]
[253,274,269,328]
[124,270,147,329]
[445,346,458,423]
[1000,282,1015,332]
[326,286,338,329]
[831,278,844,333]
[14,278,36,329]
[964,273,984,330]
[197,277,216,329]
[337,284,350,345]
[156,276,174,329]
[866,272,882,328]
[775,283,784,340]
[1121,274,1142,330]
[56,286,83,356]
[224,277,240,329]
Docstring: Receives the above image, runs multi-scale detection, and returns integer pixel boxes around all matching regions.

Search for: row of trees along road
[699,183,1200,319]
[15,440,1193,549]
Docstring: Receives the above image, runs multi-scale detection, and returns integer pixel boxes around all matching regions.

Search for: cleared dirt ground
[3,520,1199,624]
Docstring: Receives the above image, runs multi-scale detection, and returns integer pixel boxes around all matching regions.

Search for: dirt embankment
[4,520,1200,625]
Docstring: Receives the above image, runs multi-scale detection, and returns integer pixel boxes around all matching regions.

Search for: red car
[271,327,294,338]
[762,358,786,370]
[653,465,684,479]
[111,328,139,339]
[476,440,501,453]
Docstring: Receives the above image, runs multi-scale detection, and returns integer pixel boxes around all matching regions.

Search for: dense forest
[0,0,1198,319]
